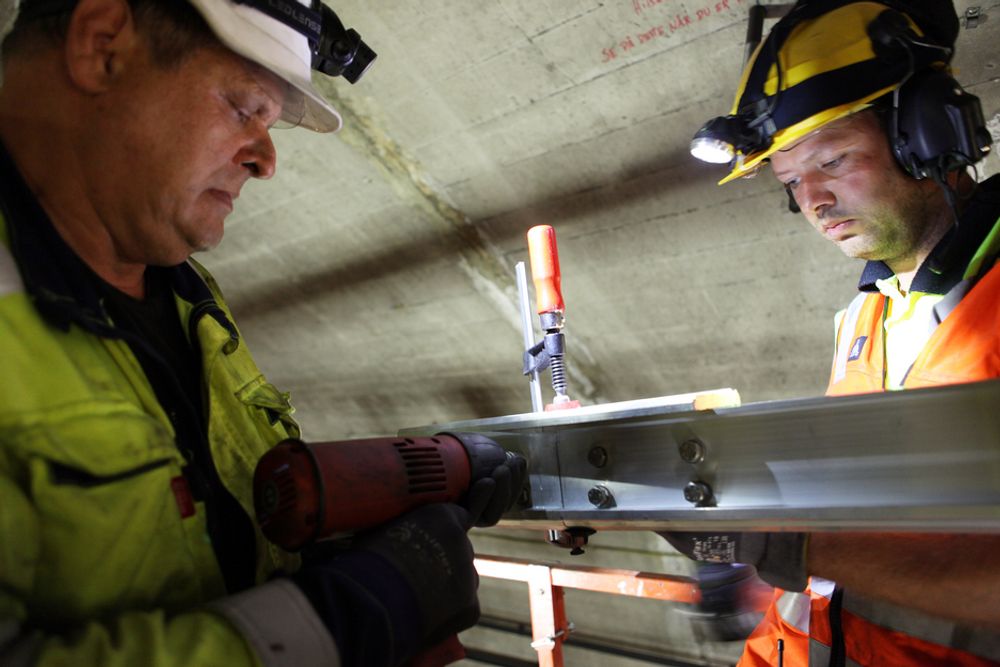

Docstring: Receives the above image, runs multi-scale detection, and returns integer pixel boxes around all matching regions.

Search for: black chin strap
[927,167,976,275]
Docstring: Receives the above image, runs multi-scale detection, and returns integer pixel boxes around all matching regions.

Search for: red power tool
[253,432,514,667]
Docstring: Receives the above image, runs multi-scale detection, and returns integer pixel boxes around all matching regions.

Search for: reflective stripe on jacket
[828,258,1000,394]
[739,581,1000,667]
[0,206,337,667]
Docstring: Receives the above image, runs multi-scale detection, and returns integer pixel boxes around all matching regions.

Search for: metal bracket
[965,6,983,29]
[529,622,575,650]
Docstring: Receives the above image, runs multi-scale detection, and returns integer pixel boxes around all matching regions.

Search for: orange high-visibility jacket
[827,259,1000,394]
[739,581,1000,667]
[740,207,1000,665]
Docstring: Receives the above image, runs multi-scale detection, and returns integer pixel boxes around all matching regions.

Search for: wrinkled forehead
[226,47,306,127]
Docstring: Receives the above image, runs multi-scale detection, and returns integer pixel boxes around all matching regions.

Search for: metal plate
[400,381,1000,532]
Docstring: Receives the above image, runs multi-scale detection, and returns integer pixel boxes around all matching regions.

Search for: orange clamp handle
[527,225,564,314]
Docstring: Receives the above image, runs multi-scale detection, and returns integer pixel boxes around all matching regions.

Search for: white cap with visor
[0,0,376,132]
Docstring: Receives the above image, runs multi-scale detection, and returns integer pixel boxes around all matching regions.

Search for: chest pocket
[234,375,300,447]
[17,405,213,624]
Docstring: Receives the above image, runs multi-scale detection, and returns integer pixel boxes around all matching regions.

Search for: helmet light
[690,114,770,166]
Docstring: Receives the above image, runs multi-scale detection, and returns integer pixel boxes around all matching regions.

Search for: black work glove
[682,563,770,642]
[293,503,479,667]
[448,432,528,527]
[658,531,809,592]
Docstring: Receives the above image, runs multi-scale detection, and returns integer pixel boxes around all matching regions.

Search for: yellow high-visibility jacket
[0,163,339,666]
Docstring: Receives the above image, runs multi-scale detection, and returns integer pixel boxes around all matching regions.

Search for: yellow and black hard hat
[692,0,958,184]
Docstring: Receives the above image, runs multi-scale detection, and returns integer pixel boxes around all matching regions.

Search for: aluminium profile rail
[400,379,1000,533]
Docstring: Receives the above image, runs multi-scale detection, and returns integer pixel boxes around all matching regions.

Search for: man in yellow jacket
[667,0,1000,664]
[0,1,522,666]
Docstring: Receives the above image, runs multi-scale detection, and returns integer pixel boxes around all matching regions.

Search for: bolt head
[684,480,713,506]
[678,439,705,464]
[587,484,614,508]
[587,446,609,468]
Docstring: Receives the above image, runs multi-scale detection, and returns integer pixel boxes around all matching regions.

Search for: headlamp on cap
[690,108,774,166]
[311,2,375,83]
[234,0,375,84]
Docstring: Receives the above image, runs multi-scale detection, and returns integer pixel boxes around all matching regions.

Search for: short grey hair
[4,0,221,69]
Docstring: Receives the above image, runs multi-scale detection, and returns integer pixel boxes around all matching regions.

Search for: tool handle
[527,225,564,315]
[405,634,466,667]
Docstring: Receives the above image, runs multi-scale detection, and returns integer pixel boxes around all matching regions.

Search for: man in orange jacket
[666,0,1000,664]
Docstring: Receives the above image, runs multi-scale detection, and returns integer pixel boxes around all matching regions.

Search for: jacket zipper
[48,457,174,487]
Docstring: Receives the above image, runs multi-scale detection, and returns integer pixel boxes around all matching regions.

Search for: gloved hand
[294,503,480,667]
[448,432,528,528]
[658,531,810,592]
[682,563,772,642]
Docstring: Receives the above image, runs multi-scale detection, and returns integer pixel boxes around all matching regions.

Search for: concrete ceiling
[203,2,1000,663]
[209,0,1000,438]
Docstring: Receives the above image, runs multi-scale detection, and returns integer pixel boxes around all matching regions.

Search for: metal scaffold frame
[473,555,705,667]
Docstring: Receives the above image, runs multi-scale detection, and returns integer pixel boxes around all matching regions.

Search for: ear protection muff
[867,9,992,181]
[892,69,992,180]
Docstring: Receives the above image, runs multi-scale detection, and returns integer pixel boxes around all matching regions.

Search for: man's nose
[794,175,836,219]
[237,128,277,180]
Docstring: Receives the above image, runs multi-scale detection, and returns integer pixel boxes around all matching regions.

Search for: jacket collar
[858,175,1000,294]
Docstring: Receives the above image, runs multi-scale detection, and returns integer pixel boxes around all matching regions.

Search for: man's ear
[63,0,138,93]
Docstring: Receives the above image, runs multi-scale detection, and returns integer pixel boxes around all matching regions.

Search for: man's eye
[784,178,800,190]
[822,155,844,169]
[227,96,251,123]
